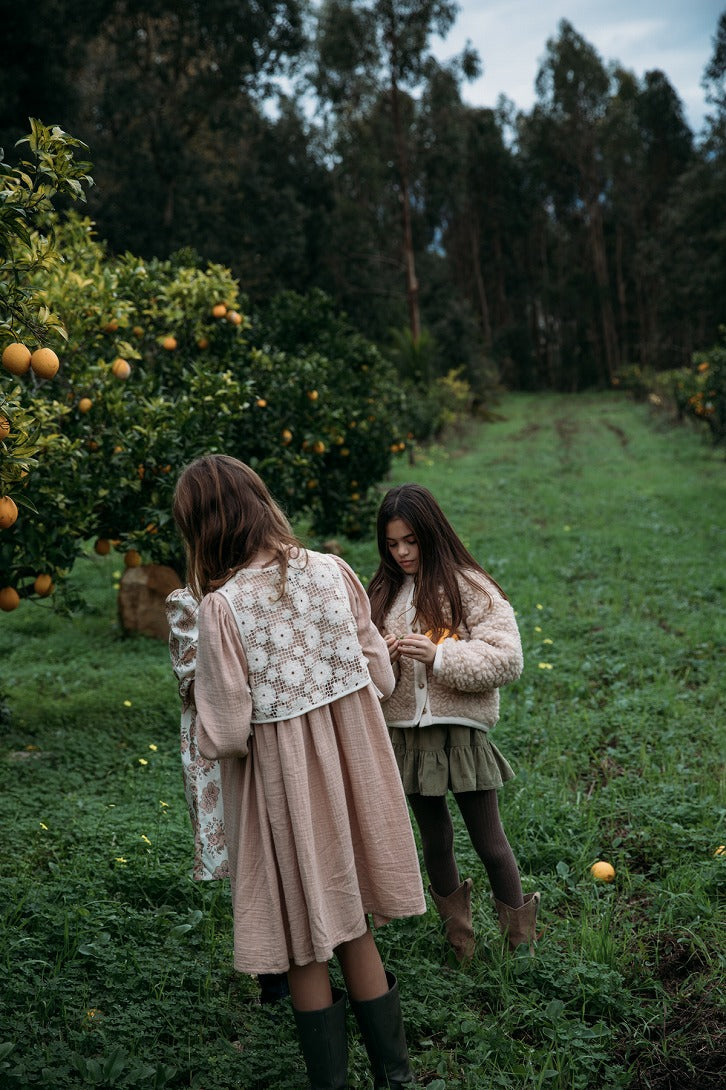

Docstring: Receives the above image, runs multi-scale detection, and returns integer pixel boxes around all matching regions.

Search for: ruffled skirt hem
[390,723,515,796]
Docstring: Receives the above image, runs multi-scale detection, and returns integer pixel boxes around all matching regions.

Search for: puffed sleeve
[333,556,396,700]
[166,586,199,708]
[434,574,524,693]
[194,593,254,759]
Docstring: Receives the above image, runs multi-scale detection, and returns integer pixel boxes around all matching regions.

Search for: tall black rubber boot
[350,972,415,1088]
[292,987,348,1089]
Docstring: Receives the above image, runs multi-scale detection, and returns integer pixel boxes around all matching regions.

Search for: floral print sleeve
[166,587,229,881]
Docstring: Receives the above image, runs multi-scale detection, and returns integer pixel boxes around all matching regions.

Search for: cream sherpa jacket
[380,570,523,731]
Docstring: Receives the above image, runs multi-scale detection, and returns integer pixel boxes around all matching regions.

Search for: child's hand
[398,633,437,665]
[385,634,402,663]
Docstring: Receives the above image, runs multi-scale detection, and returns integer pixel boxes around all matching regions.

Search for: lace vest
[217,552,371,723]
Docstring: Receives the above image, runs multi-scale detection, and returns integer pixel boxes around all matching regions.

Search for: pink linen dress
[194,552,426,975]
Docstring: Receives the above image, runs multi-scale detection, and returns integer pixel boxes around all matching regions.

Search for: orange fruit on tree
[162,335,177,350]
[103,319,119,333]
[256,398,267,408]
[124,549,142,568]
[197,337,209,350]
[94,538,111,556]
[30,347,60,379]
[79,397,93,413]
[312,440,326,454]
[0,496,19,529]
[226,310,242,325]
[0,586,20,611]
[212,303,227,318]
[132,326,144,337]
[307,390,319,401]
[34,574,53,597]
[2,342,31,375]
[281,428,293,445]
[111,358,131,380]
[0,416,10,440]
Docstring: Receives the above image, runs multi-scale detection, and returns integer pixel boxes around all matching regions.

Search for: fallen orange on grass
[590,861,615,882]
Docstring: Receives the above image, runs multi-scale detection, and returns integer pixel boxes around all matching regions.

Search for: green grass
[1,392,723,1089]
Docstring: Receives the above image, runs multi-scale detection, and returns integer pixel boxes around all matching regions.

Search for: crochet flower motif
[270,622,294,649]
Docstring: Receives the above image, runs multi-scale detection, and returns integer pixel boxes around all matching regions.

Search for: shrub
[664,336,726,445]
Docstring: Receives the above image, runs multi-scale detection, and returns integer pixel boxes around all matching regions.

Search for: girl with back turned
[170,455,425,1089]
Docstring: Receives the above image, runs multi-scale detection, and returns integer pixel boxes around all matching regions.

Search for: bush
[662,336,726,445]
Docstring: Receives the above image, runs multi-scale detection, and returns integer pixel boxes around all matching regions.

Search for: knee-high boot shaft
[350,972,416,1088]
[292,987,348,1090]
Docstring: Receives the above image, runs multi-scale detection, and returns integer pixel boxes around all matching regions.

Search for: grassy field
[1,392,723,1090]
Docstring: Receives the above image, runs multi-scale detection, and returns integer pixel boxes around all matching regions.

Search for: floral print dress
[166,586,229,880]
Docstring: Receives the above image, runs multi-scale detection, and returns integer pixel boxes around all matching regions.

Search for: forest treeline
[1,0,725,392]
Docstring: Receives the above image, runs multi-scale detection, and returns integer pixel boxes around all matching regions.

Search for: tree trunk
[588,200,619,383]
[615,223,629,365]
[388,51,420,342]
[469,215,492,348]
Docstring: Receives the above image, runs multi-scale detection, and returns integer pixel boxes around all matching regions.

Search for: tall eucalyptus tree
[312,0,475,342]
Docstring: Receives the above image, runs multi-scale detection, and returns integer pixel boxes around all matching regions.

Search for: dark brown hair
[172,454,303,599]
[368,483,507,639]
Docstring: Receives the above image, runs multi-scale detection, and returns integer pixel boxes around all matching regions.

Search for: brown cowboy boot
[429,878,475,962]
[493,891,541,953]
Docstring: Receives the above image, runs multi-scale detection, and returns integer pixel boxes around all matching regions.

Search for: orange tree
[3,196,410,603]
[672,336,726,445]
[1,121,93,610]
[31,222,409,565]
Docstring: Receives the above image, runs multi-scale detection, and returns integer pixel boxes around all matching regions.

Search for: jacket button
[418,681,425,689]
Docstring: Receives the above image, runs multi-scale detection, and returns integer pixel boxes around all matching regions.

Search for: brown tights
[408,790,524,909]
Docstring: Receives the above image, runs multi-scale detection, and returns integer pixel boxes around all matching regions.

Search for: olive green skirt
[389,723,515,797]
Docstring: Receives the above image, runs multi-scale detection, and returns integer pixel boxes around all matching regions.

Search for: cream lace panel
[218,553,370,722]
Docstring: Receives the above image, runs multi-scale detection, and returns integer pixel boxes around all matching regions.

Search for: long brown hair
[172,454,303,600]
[368,483,507,639]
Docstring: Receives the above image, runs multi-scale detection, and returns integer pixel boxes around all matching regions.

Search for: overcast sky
[431,0,723,134]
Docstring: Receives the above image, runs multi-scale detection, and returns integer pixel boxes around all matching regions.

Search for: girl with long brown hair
[169,455,425,1090]
[369,483,540,960]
